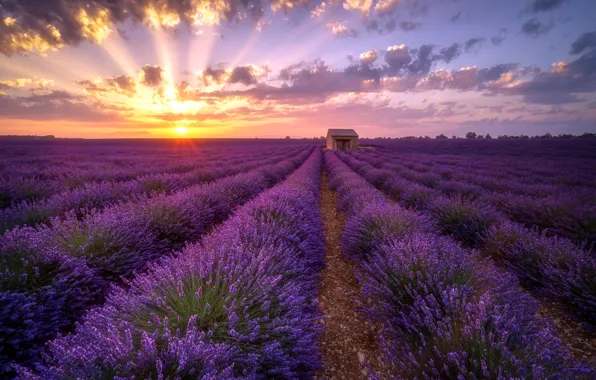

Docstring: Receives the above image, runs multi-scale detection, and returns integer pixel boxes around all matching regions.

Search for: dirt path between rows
[316,169,385,379]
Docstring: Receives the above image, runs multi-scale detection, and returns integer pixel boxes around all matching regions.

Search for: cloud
[0,0,315,55]
[141,65,165,87]
[399,21,421,32]
[570,31,596,55]
[491,29,507,46]
[450,12,462,23]
[436,43,462,63]
[77,75,137,97]
[488,39,596,105]
[0,78,54,92]
[384,45,413,74]
[527,0,568,13]
[407,45,435,75]
[310,3,327,18]
[0,91,120,121]
[326,21,358,38]
[521,18,552,37]
[199,64,270,86]
[373,0,399,15]
[359,49,379,65]
[464,37,485,52]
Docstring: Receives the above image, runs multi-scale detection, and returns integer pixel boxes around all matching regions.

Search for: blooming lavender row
[0,146,297,209]
[0,147,307,232]
[336,150,596,326]
[17,149,325,379]
[324,151,592,378]
[0,148,313,376]
[0,144,267,180]
[364,149,594,198]
[371,144,596,190]
[346,149,596,246]
[366,139,596,177]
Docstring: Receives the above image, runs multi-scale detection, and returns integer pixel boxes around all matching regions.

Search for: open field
[1,138,596,379]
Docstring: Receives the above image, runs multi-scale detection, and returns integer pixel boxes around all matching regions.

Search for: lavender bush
[360,234,582,379]
[1,146,314,375]
[324,150,593,378]
[484,221,596,323]
[19,150,325,379]
[0,227,103,375]
[0,148,305,232]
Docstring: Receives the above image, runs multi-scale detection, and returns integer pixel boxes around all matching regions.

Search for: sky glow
[0,0,595,138]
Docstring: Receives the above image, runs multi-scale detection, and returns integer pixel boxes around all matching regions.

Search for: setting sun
[175,126,188,135]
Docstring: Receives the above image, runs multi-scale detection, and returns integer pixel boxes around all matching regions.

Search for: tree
[436,134,448,139]
[452,135,458,139]
[466,132,477,139]
[485,134,492,139]
[477,134,484,139]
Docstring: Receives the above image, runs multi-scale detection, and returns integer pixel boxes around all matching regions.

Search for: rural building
[326,129,359,151]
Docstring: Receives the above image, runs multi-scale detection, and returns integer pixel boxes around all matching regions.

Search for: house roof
[327,129,359,137]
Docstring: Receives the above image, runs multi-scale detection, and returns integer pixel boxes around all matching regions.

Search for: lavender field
[1,138,596,379]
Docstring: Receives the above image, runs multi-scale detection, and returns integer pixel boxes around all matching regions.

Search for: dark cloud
[279,60,346,91]
[521,18,552,37]
[384,45,413,74]
[450,12,462,23]
[407,45,435,74]
[200,64,268,86]
[24,90,78,102]
[106,75,136,95]
[528,0,568,13]
[364,20,380,33]
[0,0,309,55]
[491,29,507,46]
[464,37,485,52]
[228,67,257,85]
[345,63,382,83]
[385,19,397,33]
[201,67,227,86]
[478,63,518,82]
[399,21,421,31]
[436,43,462,63]
[141,65,165,87]
[492,44,596,104]
[229,65,269,85]
[570,31,596,55]
[416,63,531,93]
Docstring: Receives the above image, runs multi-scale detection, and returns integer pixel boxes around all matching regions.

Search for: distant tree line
[369,132,596,140]
[460,132,596,140]
[0,135,56,139]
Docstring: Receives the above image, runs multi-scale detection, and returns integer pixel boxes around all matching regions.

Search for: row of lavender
[373,148,596,194]
[335,150,596,327]
[349,149,596,245]
[0,139,321,180]
[325,151,592,378]
[16,150,325,379]
[0,145,297,208]
[0,147,314,375]
[0,146,307,232]
[363,138,596,160]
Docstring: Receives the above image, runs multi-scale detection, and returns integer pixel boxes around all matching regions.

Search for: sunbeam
[101,33,139,77]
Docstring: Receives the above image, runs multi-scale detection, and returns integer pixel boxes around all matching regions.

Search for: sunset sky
[0,0,595,138]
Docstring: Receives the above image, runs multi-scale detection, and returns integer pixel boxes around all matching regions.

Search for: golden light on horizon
[175,126,188,135]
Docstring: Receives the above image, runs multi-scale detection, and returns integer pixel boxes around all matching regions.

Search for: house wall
[326,135,359,151]
[326,134,334,150]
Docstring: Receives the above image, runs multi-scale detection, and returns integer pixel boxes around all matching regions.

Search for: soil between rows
[316,168,387,379]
